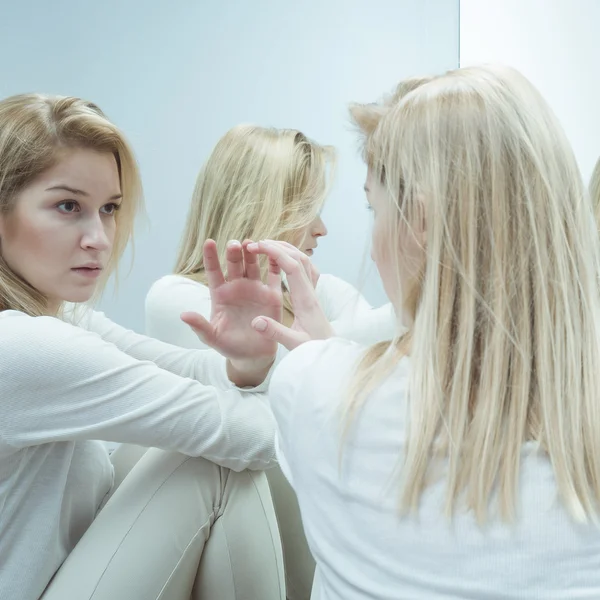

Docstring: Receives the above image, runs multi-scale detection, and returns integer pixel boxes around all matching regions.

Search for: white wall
[0,0,458,331]
[460,0,600,182]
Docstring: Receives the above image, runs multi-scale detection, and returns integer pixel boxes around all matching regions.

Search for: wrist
[226,356,275,388]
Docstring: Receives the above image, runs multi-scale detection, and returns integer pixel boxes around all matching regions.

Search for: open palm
[181,240,283,362]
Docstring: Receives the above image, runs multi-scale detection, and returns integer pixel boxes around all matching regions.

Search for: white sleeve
[70,304,276,393]
[145,277,212,349]
[268,338,361,488]
[0,314,275,471]
[267,340,336,486]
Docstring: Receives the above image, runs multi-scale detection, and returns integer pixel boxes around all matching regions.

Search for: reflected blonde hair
[591,157,600,224]
[174,125,335,284]
[0,93,142,316]
[348,66,600,524]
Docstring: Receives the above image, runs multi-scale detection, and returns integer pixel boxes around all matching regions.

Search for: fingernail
[247,242,258,250]
[227,240,241,248]
[253,318,267,332]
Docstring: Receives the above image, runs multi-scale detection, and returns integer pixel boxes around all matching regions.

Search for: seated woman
[242,65,600,598]
[0,94,285,600]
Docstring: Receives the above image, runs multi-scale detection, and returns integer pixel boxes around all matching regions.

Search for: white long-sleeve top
[270,338,600,599]
[145,273,396,349]
[0,307,276,600]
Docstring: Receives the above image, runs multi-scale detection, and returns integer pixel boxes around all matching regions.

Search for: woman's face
[297,214,328,256]
[365,167,425,323]
[0,147,122,311]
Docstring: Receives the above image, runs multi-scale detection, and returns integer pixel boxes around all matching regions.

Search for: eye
[365,203,374,212]
[100,203,121,216]
[56,200,80,214]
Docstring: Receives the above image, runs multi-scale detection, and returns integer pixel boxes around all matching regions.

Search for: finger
[266,255,282,292]
[242,239,261,280]
[225,240,244,280]
[252,316,309,351]
[257,242,319,309]
[180,311,217,346]
[262,239,315,283]
[263,239,298,252]
[203,240,225,289]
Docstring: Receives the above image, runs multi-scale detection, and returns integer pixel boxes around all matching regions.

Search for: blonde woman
[145,124,395,350]
[0,94,287,600]
[144,124,394,599]
[223,65,600,598]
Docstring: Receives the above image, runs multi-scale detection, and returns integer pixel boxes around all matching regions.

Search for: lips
[71,266,103,278]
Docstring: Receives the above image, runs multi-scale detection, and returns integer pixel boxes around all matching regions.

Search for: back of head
[0,93,142,315]
[174,124,335,281]
[350,66,600,523]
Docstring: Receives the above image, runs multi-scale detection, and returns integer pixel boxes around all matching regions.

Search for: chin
[61,287,96,304]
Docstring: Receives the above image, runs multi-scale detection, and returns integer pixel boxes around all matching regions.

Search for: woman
[0,94,285,600]
[144,124,394,599]
[145,124,395,350]
[242,65,600,598]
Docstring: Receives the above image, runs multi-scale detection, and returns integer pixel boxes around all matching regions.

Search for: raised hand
[246,240,333,350]
[180,239,283,385]
[261,239,321,288]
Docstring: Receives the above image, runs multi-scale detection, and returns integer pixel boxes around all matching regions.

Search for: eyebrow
[45,185,122,201]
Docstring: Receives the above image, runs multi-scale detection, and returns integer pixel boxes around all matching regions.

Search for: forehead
[32,148,120,193]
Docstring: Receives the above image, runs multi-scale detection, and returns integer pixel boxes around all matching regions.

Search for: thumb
[252,316,309,351]
[181,311,216,346]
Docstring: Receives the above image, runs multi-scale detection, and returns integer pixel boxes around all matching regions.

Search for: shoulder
[145,275,210,316]
[315,273,358,299]
[0,310,97,371]
[146,275,208,303]
[315,274,372,322]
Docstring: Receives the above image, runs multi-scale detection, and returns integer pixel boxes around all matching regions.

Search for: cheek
[2,213,66,276]
[370,215,387,265]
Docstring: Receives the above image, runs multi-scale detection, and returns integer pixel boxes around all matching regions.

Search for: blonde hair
[0,93,142,316]
[591,157,600,225]
[174,125,335,284]
[348,66,600,524]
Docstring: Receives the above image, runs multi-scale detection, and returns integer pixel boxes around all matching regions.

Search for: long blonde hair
[174,125,335,284]
[349,65,600,524]
[591,157,600,224]
[0,93,142,316]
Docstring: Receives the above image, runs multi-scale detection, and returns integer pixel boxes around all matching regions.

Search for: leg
[266,466,315,600]
[42,449,285,600]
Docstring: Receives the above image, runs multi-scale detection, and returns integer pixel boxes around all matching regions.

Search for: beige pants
[266,467,316,600]
[42,446,286,600]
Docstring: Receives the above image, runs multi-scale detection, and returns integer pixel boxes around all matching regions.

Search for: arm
[0,313,275,471]
[66,304,238,391]
[268,338,360,486]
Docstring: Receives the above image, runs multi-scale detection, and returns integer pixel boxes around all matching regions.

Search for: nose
[313,216,328,238]
[81,215,111,252]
